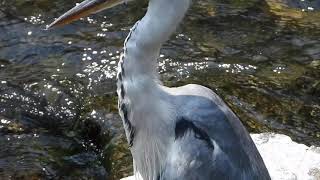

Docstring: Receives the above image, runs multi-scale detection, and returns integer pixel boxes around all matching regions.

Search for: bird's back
[163,84,270,180]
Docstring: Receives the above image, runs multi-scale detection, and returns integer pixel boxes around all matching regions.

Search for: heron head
[47,0,135,29]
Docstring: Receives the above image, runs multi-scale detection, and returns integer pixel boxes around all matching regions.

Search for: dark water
[0,0,319,179]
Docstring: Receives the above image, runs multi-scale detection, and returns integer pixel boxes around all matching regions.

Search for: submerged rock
[252,55,269,62]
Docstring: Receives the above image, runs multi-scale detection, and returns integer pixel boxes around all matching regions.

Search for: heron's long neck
[117,1,191,179]
[120,0,191,82]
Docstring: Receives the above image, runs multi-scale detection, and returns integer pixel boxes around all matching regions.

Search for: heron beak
[47,0,127,29]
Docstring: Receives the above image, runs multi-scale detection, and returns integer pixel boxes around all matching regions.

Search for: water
[0,0,319,179]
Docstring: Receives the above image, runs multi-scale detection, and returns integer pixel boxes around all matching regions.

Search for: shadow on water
[0,0,319,179]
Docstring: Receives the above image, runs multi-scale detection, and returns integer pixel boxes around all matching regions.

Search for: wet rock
[291,37,317,47]
[221,47,241,56]
[266,0,320,8]
[265,0,320,27]
[305,44,320,59]
[252,55,269,62]
[309,60,320,69]
[0,132,108,179]
[292,55,311,64]
[266,0,320,10]
[207,61,220,69]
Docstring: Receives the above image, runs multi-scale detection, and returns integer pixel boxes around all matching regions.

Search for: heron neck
[121,0,191,80]
[118,1,191,179]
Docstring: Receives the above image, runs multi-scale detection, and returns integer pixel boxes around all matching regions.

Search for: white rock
[120,133,320,180]
[120,177,135,180]
[252,133,320,180]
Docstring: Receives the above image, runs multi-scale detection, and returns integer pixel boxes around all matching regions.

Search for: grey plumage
[162,84,270,179]
[48,0,271,179]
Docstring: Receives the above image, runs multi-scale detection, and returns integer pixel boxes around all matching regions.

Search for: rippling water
[0,0,319,179]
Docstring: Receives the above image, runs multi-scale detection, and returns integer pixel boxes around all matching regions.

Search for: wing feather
[162,85,270,180]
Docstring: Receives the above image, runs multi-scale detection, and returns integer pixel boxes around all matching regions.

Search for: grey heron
[48,0,271,179]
